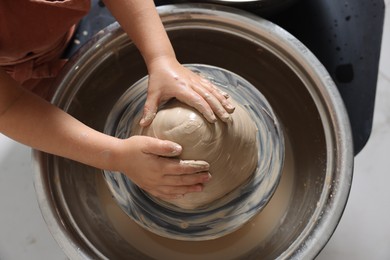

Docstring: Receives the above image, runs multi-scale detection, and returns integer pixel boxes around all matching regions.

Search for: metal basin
[154,0,299,16]
[34,4,353,259]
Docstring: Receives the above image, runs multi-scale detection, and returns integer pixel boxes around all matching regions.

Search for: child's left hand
[139,56,235,127]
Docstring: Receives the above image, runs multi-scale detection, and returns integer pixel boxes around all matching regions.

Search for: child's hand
[140,57,235,127]
[116,135,212,200]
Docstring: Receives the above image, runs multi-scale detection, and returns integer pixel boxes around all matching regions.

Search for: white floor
[0,3,389,260]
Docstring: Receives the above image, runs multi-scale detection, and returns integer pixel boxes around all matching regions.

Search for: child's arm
[0,68,210,199]
[103,0,235,126]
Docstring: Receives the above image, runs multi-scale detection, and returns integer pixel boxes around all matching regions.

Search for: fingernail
[173,144,182,154]
[219,90,230,98]
[140,117,149,126]
[226,103,235,111]
[222,100,235,111]
[175,194,184,199]
[221,113,231,122]
[209,114,217,123]
[140,112,156,126]
[203,173,212,182]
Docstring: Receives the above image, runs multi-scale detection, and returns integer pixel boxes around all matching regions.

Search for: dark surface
[65,0,385,155]
[267,0,385,155]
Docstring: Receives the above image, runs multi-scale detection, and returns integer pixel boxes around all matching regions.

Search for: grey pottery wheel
[103,64,284,241]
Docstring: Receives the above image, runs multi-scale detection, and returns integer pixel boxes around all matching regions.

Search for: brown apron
[0,0,90,93]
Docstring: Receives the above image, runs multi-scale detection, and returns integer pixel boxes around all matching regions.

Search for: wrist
[146,54,177,72]
[94,136,128,173]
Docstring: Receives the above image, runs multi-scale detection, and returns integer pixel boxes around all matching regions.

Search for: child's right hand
[114,135,211,200]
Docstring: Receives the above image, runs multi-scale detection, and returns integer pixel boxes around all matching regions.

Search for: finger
[152,184,205,200]
[200,78,236,113]
[208,83,230,98]
[140,92,159,127]
[158,159,210,176]
[163,171,212,186]
[161,159,210,175]
[178,160,210,173]
[191,84,232,123]
[141,137,182,157]
[178,91,218,123]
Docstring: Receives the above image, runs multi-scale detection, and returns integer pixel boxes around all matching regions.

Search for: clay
[132,98,259,210]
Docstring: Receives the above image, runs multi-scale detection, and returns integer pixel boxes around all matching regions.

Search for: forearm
[0,69,121,171]
[103,0,175,66]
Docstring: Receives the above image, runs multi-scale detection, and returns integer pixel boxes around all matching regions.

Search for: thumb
[140,93,159,127]
[142,137,183,157]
